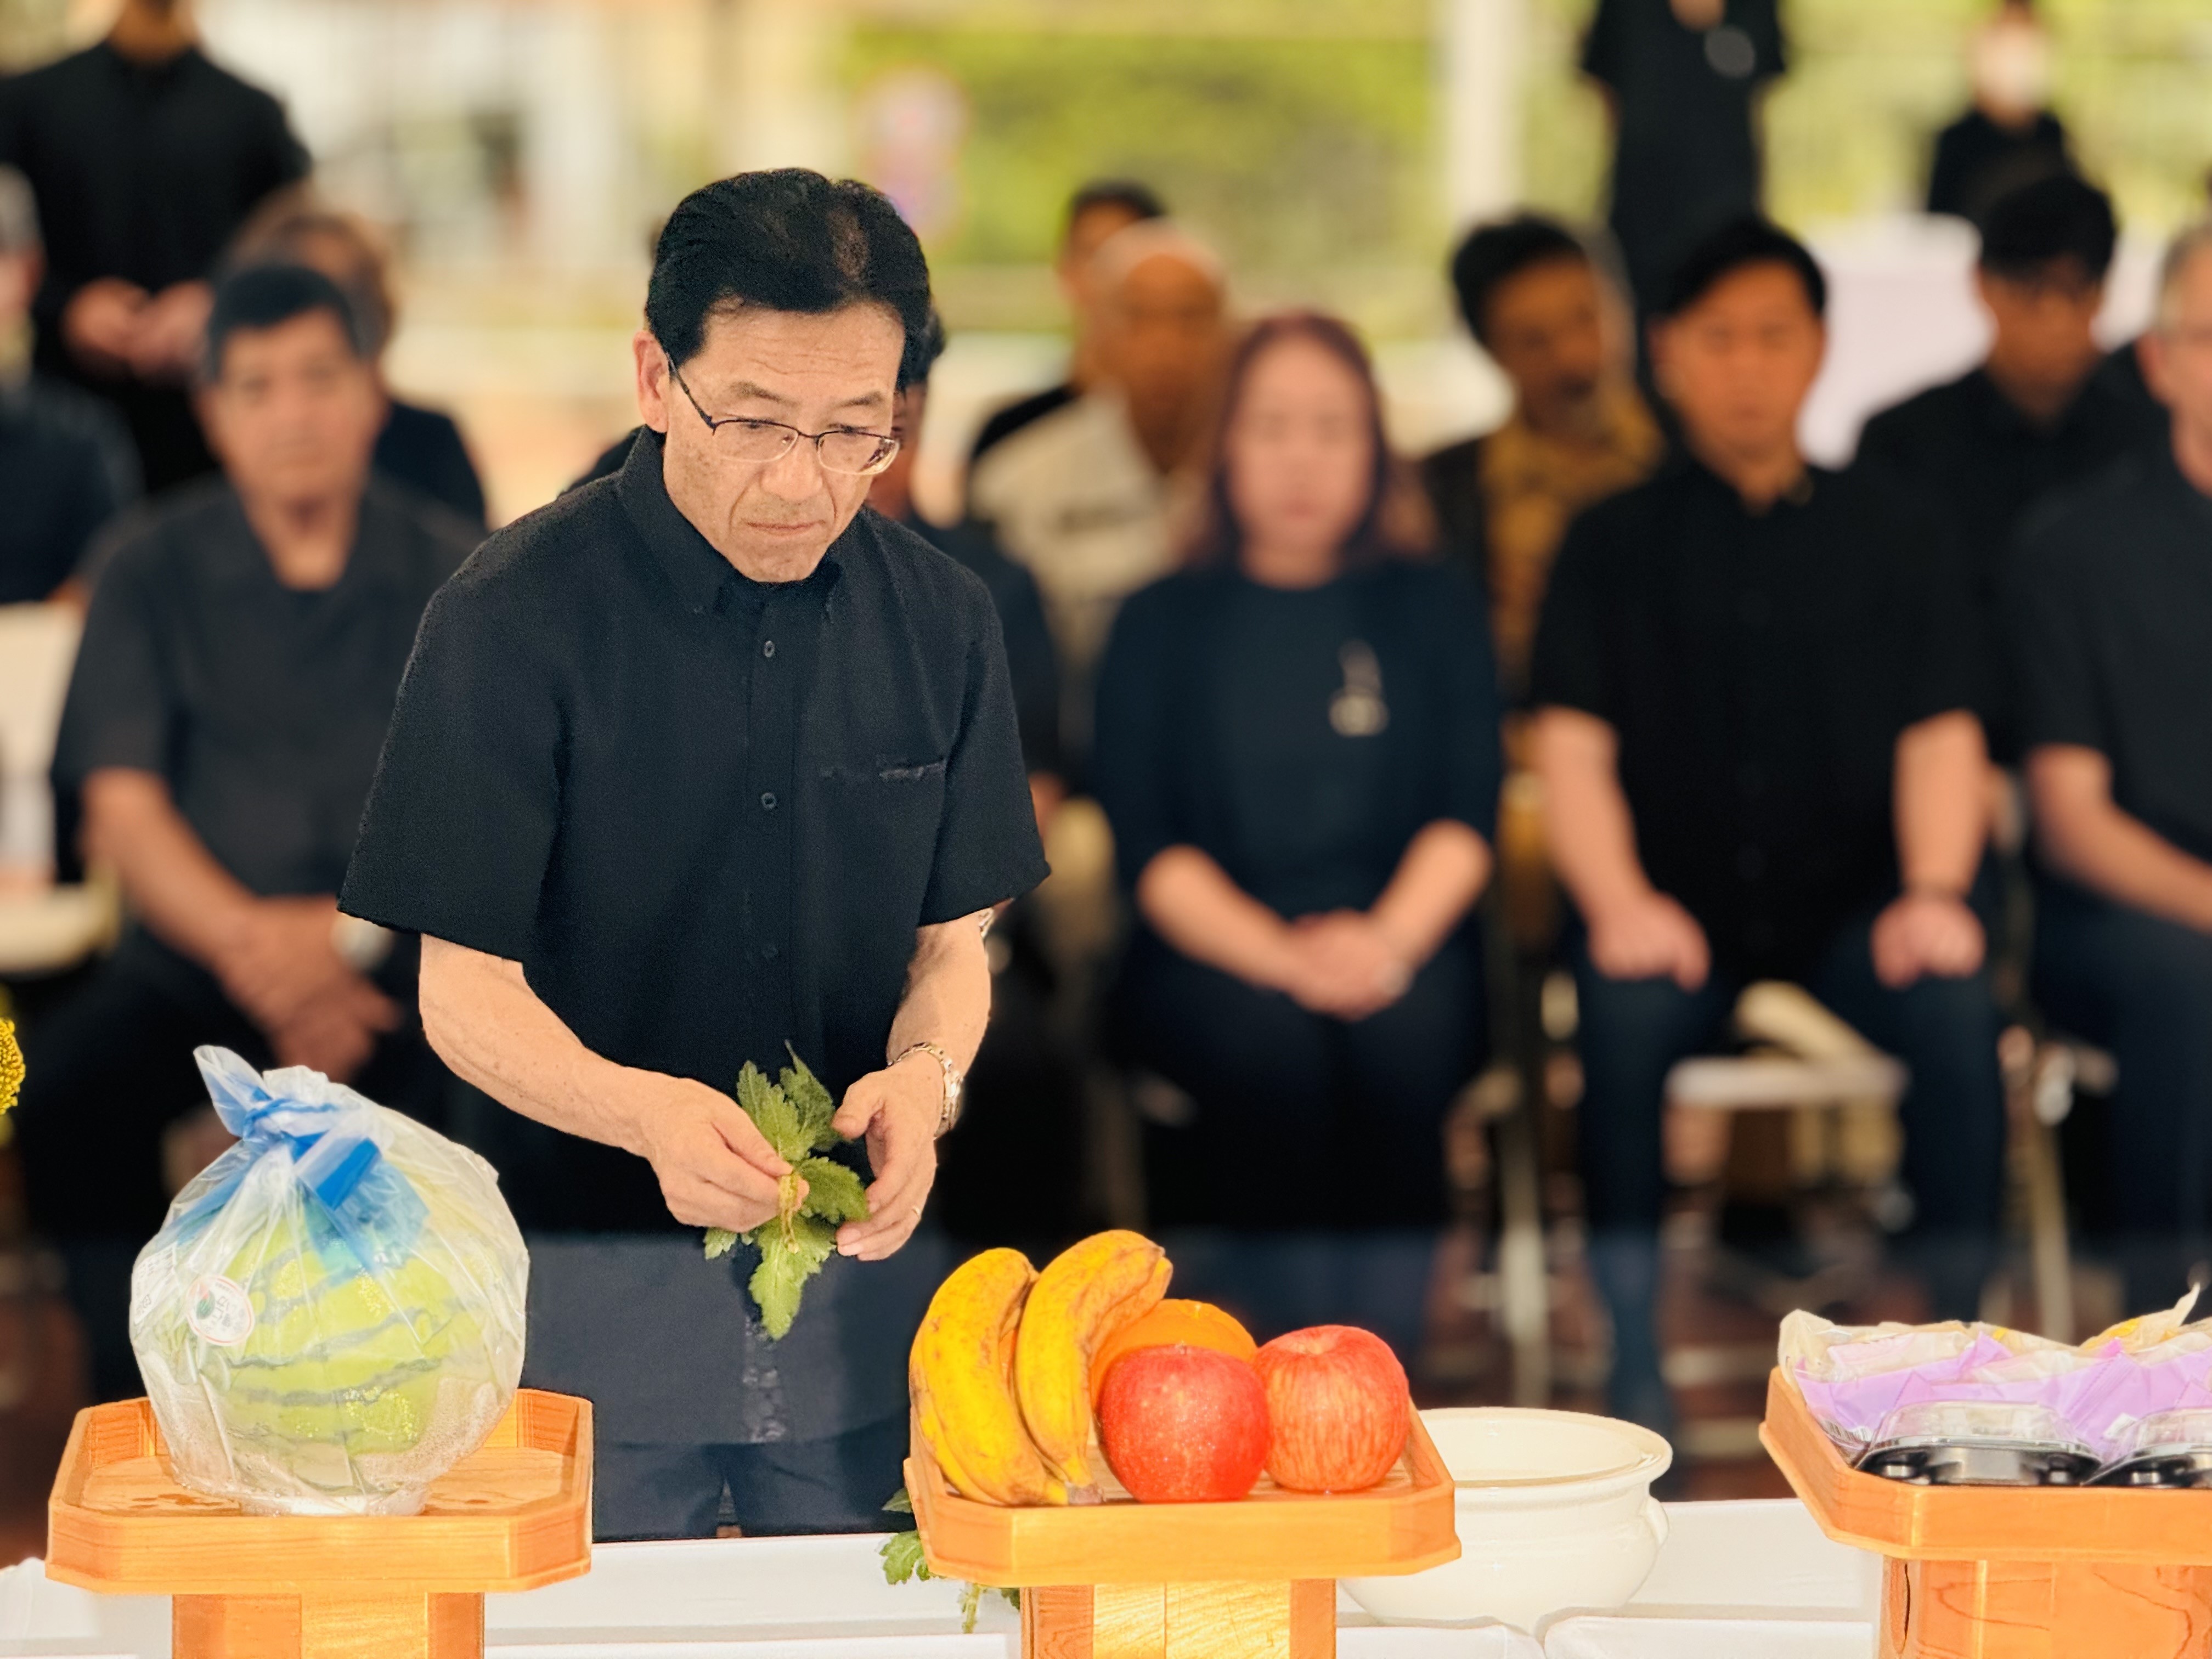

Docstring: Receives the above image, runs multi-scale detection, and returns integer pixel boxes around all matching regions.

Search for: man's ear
[2140,329,2174,409]
[632,326,672,434]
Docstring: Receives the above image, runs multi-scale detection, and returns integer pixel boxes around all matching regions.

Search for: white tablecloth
[0,1498,1879,1657]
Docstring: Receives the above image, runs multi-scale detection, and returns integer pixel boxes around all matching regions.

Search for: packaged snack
[129,1048,527,1516]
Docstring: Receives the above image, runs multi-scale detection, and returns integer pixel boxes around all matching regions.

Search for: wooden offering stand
[1762,1368,2212,1659]
[907,1406,1458,1659]
[47,1388,592,1659]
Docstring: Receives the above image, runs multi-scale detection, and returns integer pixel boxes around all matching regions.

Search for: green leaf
[738,1062,809,1165]
[959,1582,982,1634]
[747,1212,837,1339]
[797,1156,870,1224]
[882,1486,913,1515]
[1001,1588,1021,1611]
[879,1530,930,1585]
[702,1228,738,1260]
[782,1046,841,1152]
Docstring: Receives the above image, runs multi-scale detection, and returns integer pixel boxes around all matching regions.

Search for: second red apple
[1252,1325,1410,1493]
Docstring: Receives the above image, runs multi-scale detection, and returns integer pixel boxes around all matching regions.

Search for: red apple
[1251,1325,1409,1493]
[1098,1344,1271,1503]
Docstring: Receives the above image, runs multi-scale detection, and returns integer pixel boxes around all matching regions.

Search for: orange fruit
[1089,1299,1258,1403]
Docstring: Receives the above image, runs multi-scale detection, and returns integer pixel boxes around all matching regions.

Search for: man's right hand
[1587,889,1711,989]
[61,279,150,376]
[630,1074,796,1235]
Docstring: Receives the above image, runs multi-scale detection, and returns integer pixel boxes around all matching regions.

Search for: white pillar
[714,0,846,179]
[1439,0,1526,232]
[524,3,625,272]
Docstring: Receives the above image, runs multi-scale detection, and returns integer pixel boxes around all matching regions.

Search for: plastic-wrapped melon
[130,1048,527,1515]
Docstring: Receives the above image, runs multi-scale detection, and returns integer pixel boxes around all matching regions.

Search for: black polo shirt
[2007,447,2212,867]
[341,428,1047,1232]
[1530,458,1977,980]
[0,372,138,603]
[1855,366,2150,755]
[55,476,473,895]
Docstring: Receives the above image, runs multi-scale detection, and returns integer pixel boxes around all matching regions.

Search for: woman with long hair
[1092,312,1502,1362]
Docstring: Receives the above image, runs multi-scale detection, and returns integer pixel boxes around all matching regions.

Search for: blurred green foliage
[843,20,1441,334]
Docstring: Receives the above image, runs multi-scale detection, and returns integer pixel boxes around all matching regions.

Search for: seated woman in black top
[1093,313,1502,1363]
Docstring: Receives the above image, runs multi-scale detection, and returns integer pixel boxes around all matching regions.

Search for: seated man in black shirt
[2007,222,2212,1312]
[12,264,473,1401]
[1531,219,2005,1431]
[1857,173,2142,754]
[0,165,138,605]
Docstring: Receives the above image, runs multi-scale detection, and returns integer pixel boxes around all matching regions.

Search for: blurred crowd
[4,0,2211,1448]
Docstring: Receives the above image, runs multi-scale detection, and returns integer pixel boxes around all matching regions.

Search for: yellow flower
[0,1016,21,1114]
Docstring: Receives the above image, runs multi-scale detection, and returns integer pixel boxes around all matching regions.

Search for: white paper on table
[489,1641,1008,1658]
[1543,1615,1874,1659]
[0,1560,168,1659]
[1625,1502,1880,1621]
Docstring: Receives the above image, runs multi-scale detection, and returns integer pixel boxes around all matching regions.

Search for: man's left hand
[1872,891,1985,988]
[830,1052,941,1261]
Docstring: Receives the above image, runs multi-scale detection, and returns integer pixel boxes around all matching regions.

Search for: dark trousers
[2034,877,2212,1310]
[13,941,441,1401]
[1119,932,1486,1229]
[1572,909,2006,1424]
[593,1417,910,1542]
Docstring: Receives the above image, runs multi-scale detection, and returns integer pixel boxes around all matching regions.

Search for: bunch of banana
[1013,1229,1171,1493]
[910,1231,1173,1505]
[910,1248,1067,1506]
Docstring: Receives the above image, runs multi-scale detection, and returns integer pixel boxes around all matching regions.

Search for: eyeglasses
[668,364,901,476]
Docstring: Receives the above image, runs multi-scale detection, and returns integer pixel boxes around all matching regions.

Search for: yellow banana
[1014,1230,1172,1492]
[910,1248,1068,1506]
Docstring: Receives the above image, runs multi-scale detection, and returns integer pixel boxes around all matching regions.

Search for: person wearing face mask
[1927,0,2072,223]
[1529,219,2004,1432]
[13,264,472,1403]
[1421,214,1661,699]
[1857,174,2146,760]
[340,171,1043,1540]
[1091,314,1502,1365]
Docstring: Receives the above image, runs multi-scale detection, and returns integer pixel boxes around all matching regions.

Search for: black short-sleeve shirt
[0,373,139,604]
[1093,561,1502,918]
[2006,448,2212,867]
[53,476,474,898]
[341,430,1047,1232]
[1530,458,1977,979]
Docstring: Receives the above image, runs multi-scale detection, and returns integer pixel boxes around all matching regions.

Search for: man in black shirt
[341,171,1045,1539]
[1857,174,2143,754]
[0,166,138,604]
[1531,220,2005,1431]
[964,178,1165,479]
[1926,1,2070,221]
[2007,223,2212,1311]
[0,0,309,490]
[12,266,472,1402]
[1581,0,1786,317]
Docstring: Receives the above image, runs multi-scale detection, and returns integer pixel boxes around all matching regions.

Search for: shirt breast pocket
[827,757,949,915]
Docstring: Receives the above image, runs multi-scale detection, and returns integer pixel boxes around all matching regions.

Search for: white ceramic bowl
[1340,1407,1673,1630]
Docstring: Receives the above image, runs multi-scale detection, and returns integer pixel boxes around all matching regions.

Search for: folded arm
[1874,710,1991,986]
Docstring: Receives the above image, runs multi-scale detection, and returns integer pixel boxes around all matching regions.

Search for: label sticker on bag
[185,1274,255,1346]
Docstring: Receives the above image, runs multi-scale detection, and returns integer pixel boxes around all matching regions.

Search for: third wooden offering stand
[1763,1368,2212,1659]
[47,1388,592,1659]
[907,1404,1458,1659]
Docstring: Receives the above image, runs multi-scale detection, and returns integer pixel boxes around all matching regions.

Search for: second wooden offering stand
[907,1407,1459,1659]
[1763,1368,2212,1659]
[47,1387,593,1659]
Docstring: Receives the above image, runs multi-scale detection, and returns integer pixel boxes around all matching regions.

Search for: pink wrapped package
[1780,1297,2212,1464]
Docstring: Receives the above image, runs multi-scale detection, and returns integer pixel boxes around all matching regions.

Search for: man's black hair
[1657,216,1827,320]
[1065,179,1167,240]
[1978,172,2117,284]
[202,262,366,380]
[645,168,935,388]
[1447,213,1590,345]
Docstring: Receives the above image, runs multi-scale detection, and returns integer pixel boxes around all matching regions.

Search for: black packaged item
[2091,1408,2212,1489]
[1857,1401,2100,1488]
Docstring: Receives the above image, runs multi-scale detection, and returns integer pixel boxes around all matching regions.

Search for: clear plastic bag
[129,1047,527,1516]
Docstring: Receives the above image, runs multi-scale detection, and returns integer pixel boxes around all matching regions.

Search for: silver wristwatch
[890,1040,964,1137]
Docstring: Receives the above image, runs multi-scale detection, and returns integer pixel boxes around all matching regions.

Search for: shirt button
[1737,844,1767,880]
[762,639,776,658]
[761,943,780,962]
[761,791,778,811]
